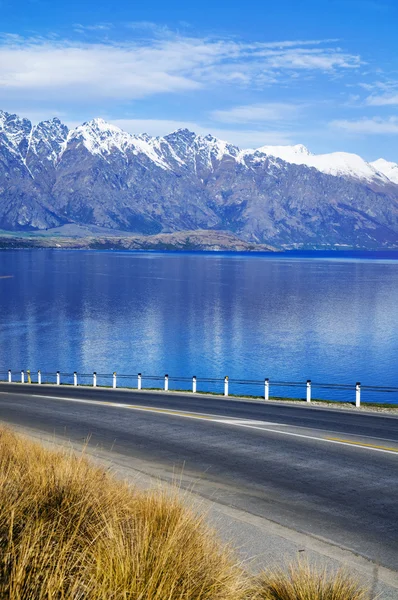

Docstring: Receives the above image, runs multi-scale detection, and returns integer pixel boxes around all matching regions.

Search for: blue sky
[1,0,398,160]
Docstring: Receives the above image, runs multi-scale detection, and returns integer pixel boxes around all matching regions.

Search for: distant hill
[0,109,397,249]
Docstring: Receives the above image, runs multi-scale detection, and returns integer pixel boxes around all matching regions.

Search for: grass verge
[255,561,368,599]
[0,427,371,599]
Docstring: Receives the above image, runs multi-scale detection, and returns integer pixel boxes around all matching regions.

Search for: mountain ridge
[0,109,397,249]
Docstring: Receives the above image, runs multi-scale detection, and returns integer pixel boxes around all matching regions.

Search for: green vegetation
[0,427,370,599]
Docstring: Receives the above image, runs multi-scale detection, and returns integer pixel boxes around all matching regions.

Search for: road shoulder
[4,420,398,600]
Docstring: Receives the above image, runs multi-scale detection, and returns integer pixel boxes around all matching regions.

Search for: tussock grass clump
[0,428,249,599]
[0,428,371,600]
[256,561,368,600]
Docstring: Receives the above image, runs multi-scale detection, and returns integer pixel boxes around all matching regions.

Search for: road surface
[0,382,397,574]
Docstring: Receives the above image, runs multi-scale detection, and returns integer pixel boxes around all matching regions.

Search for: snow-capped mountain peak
[34,118,68,143]
[202,133,239,160]
[244,143,391,184]
[67,118,130,154]
[0,109,397,249]
[370,158,398,185]
[256,143,312,159]
[0,110,397,187]
[64,118,171,169]
[163,129,239,171]
[29,118,69,165]
[314,151,387,183]
[0,110,32,158]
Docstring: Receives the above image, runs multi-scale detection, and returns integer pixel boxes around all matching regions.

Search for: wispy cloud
[366,93,398,106]
[358,78,398,105]
[250,47,360,70]
[0,39,202,100]
[331,116,398,134]
[73,23,113,33]
[211,102,301,124]
[0,32,361,103]
[125,22,174,37]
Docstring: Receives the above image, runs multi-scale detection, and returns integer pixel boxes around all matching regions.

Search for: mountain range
[0,109,397,249]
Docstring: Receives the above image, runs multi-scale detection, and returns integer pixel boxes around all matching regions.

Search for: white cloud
[366,93,398,106]
[0,34,361,103]
[0,41,202,100]
[331,116,398,134]
[73,23,113,33]
[253,48,360,71]
[253,39,340,48]
[109,118,294,147]
[211,102,300,124]
[125,22,173,36]
[359,79,398,105]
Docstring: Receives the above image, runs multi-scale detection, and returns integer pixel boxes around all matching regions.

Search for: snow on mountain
[64,118,172,169]
[245,143,390,184]
[129,133,173,170]
[160,129,239,176]
[371,158,398,185]
[65,118,131,155]
[202,133,239,161]
[253,143,312,161]
[165,129,237,160]
[0,110,397,187]
[0,112,69,168]
[29,118,69,164]
[0,109,397,248]
[0,110,32,158]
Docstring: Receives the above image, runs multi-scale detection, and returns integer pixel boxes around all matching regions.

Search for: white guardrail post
[5,370,373,408]
[306,379,311,403]
[224,376,229,397]
[264,378,269,400]
[356,381,361,407]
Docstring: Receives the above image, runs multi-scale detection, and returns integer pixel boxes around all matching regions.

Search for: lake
[0,249,397,404]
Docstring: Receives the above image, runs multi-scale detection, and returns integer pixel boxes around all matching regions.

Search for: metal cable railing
[0,369,397,407]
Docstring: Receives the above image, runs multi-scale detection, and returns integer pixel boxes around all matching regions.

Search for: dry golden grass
[0,428,250,599]
[0,427,371,600]
[255,561,368,600]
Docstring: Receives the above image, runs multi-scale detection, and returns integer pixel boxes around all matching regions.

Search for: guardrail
[0,369,397,407]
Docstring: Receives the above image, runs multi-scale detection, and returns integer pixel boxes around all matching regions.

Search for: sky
[1,0,398,160]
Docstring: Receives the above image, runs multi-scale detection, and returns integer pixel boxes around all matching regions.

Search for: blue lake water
[0,249,397,404]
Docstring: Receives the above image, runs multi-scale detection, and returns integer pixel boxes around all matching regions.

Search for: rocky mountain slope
[0,109,397,249]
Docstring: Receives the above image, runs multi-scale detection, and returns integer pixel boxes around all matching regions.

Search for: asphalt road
[0,383,397,571]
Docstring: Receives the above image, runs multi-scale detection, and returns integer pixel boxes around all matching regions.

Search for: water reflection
[0,250,397,402]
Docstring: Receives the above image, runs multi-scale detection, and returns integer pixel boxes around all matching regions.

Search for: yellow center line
[4,392,398,455]
[126,405,214,419]
[326,437,398,453]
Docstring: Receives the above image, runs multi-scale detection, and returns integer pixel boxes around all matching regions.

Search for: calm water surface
[0,249,397,403]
